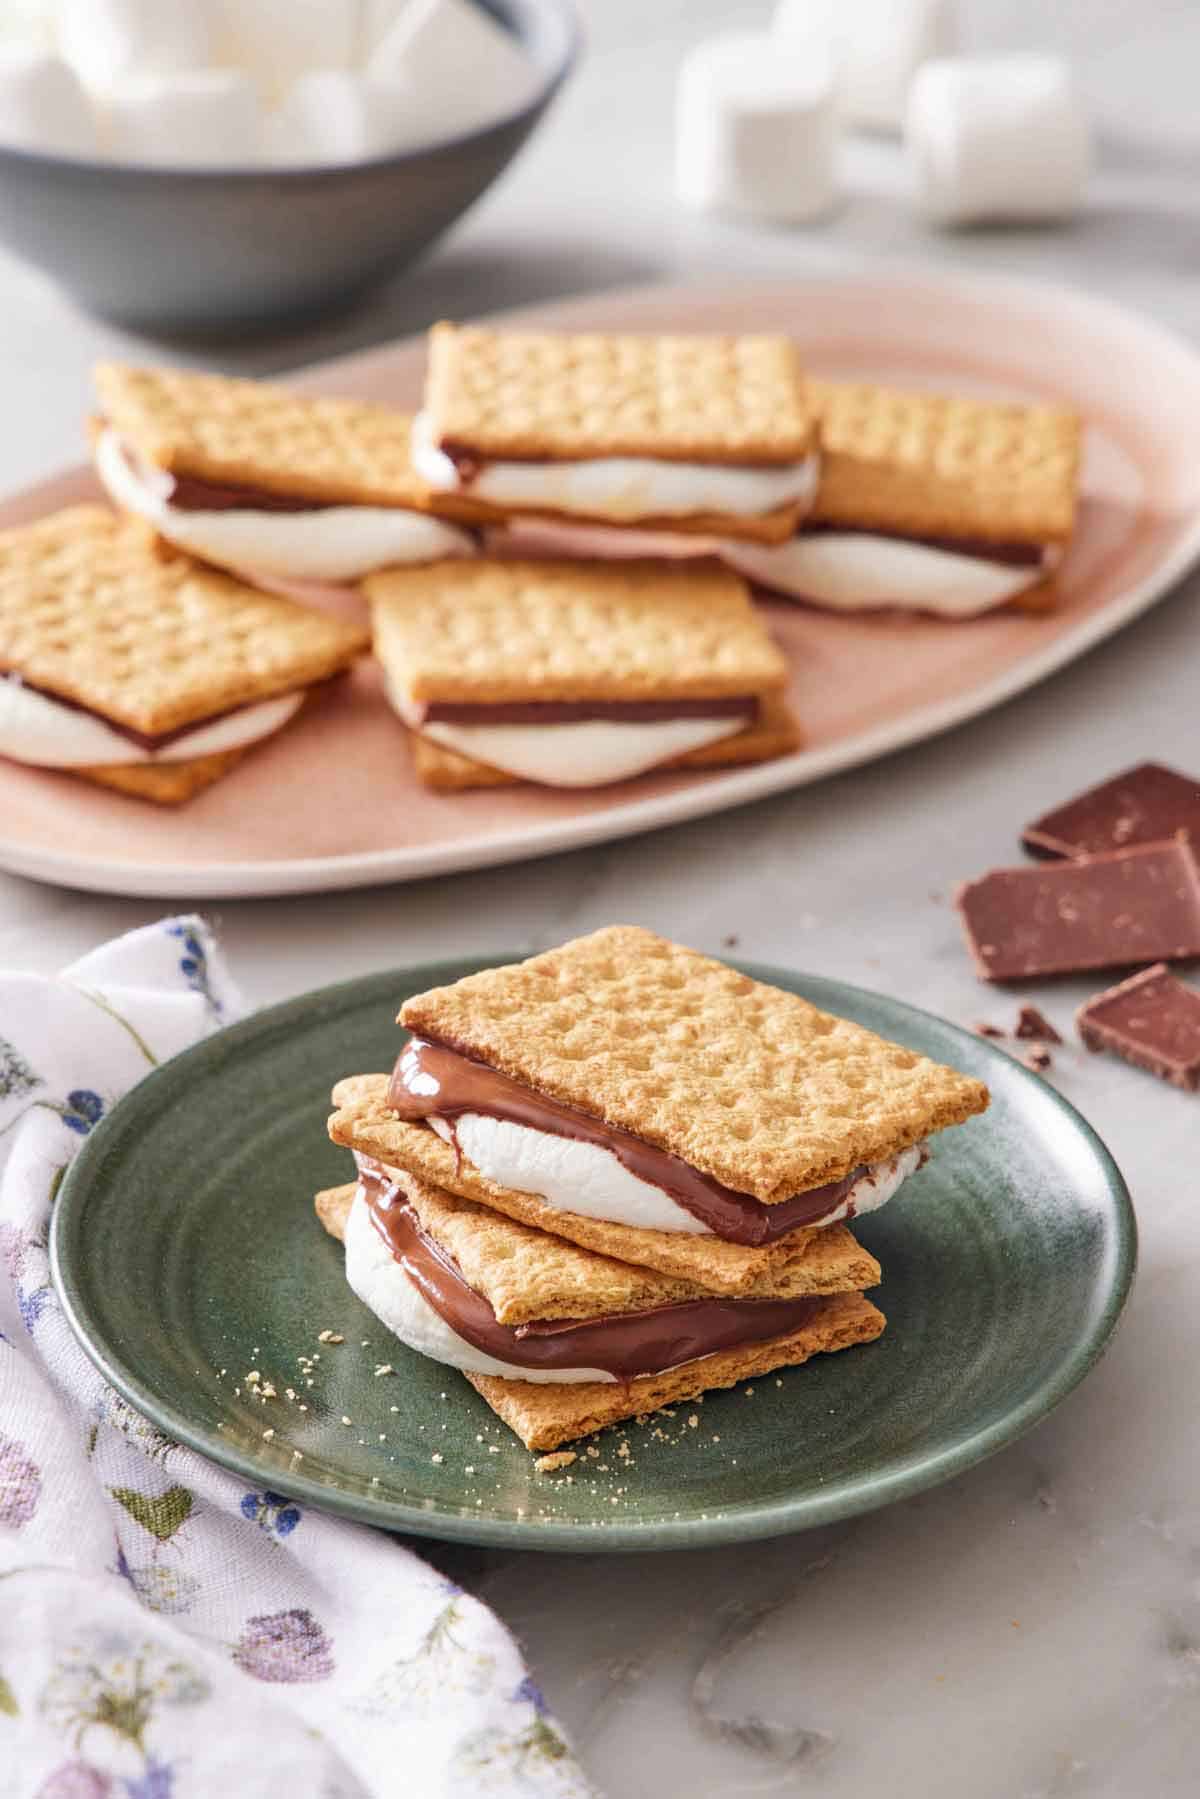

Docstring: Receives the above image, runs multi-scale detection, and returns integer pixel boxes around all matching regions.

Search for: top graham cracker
[0,506,368,735]
[809,379,1082,544]
[400,926,989,1202]
[95,362,433,510]
[367,557,789,705]
[423,324,816,464]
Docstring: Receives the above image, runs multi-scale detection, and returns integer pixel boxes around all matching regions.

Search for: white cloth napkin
[0,917,594,1799]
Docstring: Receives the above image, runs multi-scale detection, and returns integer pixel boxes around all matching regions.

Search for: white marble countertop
[5,2,1200,1792]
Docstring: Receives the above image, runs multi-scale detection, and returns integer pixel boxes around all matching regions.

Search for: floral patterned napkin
[0,917,593,1799]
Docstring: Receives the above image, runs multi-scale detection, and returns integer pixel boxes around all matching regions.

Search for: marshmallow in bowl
[774,0,956,133]
[216,0,357,103]
[369,0,541,138]
[262,70,409,167]
[0,48,98,158]
[105,69,260,168]
[675,31,839,223]
[907,56,1092,226]
[58,0,213,92]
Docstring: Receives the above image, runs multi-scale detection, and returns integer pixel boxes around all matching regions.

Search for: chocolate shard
[955,840,1200,981]
[1015,1005,1063,1043]
[1077,963,1200,1091]
[1021,1047,1053,1073]
[1022,761,1200,860]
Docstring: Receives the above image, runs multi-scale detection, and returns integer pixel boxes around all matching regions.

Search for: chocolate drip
[388,1038,868,1245]
[359,1158,826,1378]
[421,695,760,727]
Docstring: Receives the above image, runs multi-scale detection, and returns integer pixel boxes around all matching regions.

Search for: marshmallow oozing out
[343,1187,615,1384]
[675,31,839,223]
[907,56,1091,226]
[0,676,305,769]
[721,532,1058,617]
[774,0,955,134]
[0,48,98,158]
[105,69,260,168]
[411,413,819,522]
[429,1113,924,1235]
[95,427,476,582]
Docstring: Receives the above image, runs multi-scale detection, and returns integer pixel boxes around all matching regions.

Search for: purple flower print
[0,1220,27,1281]
[513,1673,548,1715]
[233,1609,334,1684]
[62,1090,105,1137]
[238,1490,302,1538]
[0,1432,42,1527]
[35,1764,115,1798]
[166,923,222,1018]
[121,1760,175,1799]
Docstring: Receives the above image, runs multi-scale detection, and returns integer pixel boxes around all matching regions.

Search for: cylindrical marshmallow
[263,71,418,167]
[0,49,98,158]
[57,0,213,93]
[213,0,356,105]
[367,0,540,139]
[675,32,838,223]
[775,0,955,134]
[907,56,1091,225]
[105,70,260,168]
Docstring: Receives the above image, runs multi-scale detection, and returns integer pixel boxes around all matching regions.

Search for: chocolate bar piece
[956,841,1200,981]
[1077,964,1200,1091]
[1023,762,1200,859]
[1015,1005,1063,1043]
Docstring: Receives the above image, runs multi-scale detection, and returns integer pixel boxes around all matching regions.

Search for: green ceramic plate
[51,958,1136,1553]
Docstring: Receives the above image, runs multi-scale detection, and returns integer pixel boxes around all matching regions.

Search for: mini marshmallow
[264,70,412,167]
[0,0,55,53]
[368,0,540,140]
[907,56,1091,225]
[216,0,356,104]
[676,32,838,223]
[105,69,260,168]
[0,48,98,157]
[57,0,213,93]
[774,0,955,133]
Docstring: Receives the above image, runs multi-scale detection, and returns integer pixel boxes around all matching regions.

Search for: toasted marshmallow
[343,1187,615,1383]
[0,677,304,769]
[411,412,819,523]
[95,427,475,582]
[431,1113,923,1234]
[722,531,1058,616]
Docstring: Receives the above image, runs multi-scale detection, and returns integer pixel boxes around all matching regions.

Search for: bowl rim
[0,0,581,184]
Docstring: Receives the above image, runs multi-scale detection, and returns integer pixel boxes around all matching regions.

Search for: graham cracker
[95,362,438,511]
[314,1178,885,1451]
[367,557,789,707]
[407,692,803,790]
[327,1074,881,1298]
[809,379,1081,545]
[399,926,989,1200]
[0,506,369,735]
[467,1292,886,1451]
[417,488,806,546]
[423,323,815,466]
[76,745,250,804]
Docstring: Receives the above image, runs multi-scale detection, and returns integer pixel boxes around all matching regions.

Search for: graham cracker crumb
[536,1451,578,1473]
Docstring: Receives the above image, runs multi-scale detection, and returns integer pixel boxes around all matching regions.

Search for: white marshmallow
[57,0,213,92]
[0,0,55,53]
[721,532,1058,617]
[214,0,355,104]
[264,70,417,166]
[359,0,409,61]
[0,48,98,157]
[368,0,540,141]
[907,56,1091,225]
[775,0,955,133]
[104,69,259,167]
[0,677,304,768]
[675,32,838,224]
[400,706,747,789]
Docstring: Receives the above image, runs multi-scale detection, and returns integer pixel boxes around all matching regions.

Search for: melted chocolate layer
[805,525,1048,567]
[166,473,331,514]
[388,1039,866,1245]
[360,1158,826,1378]
[421,695,760,727]
[1,672,302,752]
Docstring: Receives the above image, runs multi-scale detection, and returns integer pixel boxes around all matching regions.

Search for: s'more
[409,323,818,544]
[721,380,1082,618]
[92,362,477,586]
[366,556,801,790]
[0,506,368,803]
[322,928,989,1451]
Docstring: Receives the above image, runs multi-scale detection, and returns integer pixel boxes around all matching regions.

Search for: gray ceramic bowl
[0,0,578,336]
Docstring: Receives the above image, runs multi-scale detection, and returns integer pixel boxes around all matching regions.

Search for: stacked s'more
[319,927,989,1452]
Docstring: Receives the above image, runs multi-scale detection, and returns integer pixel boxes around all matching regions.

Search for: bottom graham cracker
[78,746,251,806]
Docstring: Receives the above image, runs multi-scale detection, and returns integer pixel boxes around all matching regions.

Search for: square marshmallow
[105,69,260,168]
[368,0,540,139]
[0,47,98,157]
[57,0,214,92]
[215,0,357,104]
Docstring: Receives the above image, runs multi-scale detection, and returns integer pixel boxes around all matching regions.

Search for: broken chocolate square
[955,840,1200,981]
[1077,963,1200,1091]
[1015,1005,1063,1043]
[1023,762,1200,859]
